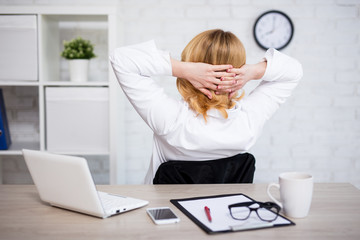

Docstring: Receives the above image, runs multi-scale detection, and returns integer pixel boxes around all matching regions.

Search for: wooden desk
[0,183,359,239]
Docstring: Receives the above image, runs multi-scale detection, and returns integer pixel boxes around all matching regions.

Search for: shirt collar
[207,102,241,119]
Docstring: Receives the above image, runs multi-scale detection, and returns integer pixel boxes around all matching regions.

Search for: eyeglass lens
[230,203,279,222]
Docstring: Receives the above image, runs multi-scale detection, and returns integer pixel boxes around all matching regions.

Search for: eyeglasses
[228,201,281,222]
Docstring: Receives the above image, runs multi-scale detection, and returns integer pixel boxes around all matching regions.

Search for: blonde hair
[176,29,246,122]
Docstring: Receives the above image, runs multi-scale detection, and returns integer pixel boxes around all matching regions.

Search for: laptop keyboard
[98,191,140,213]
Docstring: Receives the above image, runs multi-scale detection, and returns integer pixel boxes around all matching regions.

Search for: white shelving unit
[0,5,126,184]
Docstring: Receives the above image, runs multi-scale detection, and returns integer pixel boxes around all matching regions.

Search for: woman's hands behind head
[172,58,267,100]
[171,58,234,99]
[217,61,267,98]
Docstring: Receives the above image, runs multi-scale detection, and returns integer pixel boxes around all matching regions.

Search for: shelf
[0,6,122,184]
[0,81,39,86]
[0,142,109,157]
[44,151,110,156]
[41,81,109,87]
[0,81,109,87]
[0,142,40,156]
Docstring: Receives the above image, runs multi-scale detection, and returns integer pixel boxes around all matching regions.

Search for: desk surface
[0,183,359,240]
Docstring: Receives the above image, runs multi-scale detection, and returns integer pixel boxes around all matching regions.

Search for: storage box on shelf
[0,5,124,184]
[45,87,109,154]
[0,15,38,82]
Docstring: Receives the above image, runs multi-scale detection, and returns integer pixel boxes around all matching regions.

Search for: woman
[110,29,303,184]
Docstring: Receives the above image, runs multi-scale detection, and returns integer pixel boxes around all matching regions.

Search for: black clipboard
[170,193,295,234]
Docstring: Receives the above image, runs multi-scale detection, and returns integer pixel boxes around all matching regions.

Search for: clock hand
[265,15,276,35]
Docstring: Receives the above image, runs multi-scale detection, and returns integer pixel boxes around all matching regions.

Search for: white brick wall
[1,0,359,188]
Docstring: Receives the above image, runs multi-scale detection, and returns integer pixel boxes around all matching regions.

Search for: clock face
[253,10,294,50]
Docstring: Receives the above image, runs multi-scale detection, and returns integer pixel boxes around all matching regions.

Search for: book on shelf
[0,88,11,150]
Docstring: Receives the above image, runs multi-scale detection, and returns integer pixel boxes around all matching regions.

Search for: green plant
[61,37,96,60]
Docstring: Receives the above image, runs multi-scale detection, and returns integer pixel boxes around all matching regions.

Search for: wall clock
[253,10,294,50]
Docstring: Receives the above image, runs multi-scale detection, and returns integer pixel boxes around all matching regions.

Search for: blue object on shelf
[0,89,11,150]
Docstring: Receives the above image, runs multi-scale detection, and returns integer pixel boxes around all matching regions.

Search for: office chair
[153,153,255,184]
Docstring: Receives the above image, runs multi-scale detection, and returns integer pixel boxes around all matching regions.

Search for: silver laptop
[22,149,148,218]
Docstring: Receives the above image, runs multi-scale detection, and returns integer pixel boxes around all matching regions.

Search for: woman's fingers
[214,71,236,79]
[211,64,233,72]
[199,88,213,99]
[215,65,252,93]
[227,66,245,75]
[192,64,248,97]
[203,81,218,91]
[217,77,246,89]
[206,71,235,86]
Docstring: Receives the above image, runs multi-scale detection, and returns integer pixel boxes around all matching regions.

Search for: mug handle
[267,183,283,208]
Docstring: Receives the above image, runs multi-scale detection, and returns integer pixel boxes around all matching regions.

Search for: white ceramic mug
[267,172,313,218]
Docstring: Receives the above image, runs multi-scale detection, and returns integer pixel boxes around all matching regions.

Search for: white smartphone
[146,207,180,225]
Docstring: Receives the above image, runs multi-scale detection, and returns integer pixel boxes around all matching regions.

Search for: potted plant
[61,37,96,82]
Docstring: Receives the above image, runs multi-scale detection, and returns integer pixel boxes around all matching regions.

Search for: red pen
[204,206,212,222]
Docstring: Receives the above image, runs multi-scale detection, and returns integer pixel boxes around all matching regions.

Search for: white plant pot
[69,59,89,82]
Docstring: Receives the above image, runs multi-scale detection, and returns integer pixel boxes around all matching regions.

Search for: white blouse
[110,40,303,184]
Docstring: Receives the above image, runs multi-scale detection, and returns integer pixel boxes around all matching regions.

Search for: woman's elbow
[291,59,303,82]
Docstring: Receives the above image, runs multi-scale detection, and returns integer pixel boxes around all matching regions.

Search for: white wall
[117,0,360,188]
[1,0,360,188]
